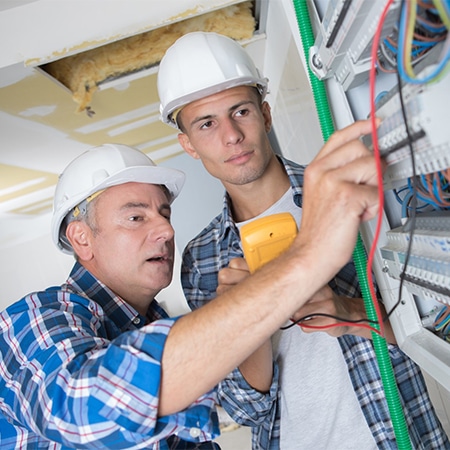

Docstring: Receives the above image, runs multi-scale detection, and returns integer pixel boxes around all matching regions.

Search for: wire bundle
[433,305,450,341]
[394,170,450,218]
[370,0,450,323]
[409,171,450,208]
[378,0,450,81]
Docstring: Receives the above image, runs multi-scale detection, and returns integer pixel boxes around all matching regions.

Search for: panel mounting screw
[311,54,323,70]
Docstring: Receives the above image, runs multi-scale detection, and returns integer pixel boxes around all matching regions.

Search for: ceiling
[0,0,262,230]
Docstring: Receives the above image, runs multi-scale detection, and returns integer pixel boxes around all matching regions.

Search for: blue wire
[420,174,429,191]
[384,38,398,54]
[417,191,442,208]
[416,19,447,33]
[434,306,450,332]
[411,39,437,48]
[397,0,450,84]
[408,177,442,208]
[394,186,410,205]
[402,191,414,217]
[432,175,444,204]
[398,47,450,84]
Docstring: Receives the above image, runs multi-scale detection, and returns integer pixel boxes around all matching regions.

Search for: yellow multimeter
[240,212,298,274]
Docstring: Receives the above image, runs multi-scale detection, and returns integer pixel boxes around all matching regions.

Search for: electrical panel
[309,0,450,391]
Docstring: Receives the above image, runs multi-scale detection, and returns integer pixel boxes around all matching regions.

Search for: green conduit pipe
[291,1,412,448]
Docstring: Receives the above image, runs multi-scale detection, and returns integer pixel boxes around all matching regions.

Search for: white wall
[0,225,73,305]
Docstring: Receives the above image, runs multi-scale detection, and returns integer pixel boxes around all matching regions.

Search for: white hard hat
[158,31,268,128]
[51,143,185,254]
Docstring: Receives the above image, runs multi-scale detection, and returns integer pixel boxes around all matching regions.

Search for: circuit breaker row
[381,212,450,306]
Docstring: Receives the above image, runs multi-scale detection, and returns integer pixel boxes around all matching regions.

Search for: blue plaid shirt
[0,262,220,449]
[181,156,450,449]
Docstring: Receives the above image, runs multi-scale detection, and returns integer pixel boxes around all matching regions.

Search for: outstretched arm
[160,119,382,416]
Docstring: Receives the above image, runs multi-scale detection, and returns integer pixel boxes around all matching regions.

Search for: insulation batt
[42,1,255,114]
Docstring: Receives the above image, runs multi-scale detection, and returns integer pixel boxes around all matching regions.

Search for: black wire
[326,0,352,48]
[280,313,379,330]
[383,26,418,321]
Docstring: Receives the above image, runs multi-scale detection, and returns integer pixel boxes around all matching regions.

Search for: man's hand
[217,258,250,296]
[291,285,369,338]
[290,285,397,343]
[293,119,383,284]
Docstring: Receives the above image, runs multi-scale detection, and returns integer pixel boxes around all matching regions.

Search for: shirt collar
[65,262,156,332]
[218,155,305,236]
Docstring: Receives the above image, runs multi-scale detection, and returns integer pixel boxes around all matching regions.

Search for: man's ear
[261,101,272,133]
[178,133,200,160]
[65,221,94,261]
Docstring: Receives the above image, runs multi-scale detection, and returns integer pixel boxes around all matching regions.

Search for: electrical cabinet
[257,0,450,435]
[318,0,449,390]
[296,0,450,405]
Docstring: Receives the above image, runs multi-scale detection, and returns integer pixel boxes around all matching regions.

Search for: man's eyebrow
[230,99,255,110]
[121,202,150,210]
[120,202,171,212]
[190,114,215,127]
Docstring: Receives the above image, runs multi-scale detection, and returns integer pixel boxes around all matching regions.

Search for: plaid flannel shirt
[0,262,220,449]
[181,156,450,449]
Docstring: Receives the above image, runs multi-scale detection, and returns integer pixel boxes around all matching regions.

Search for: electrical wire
[433,0,450,29]
[374,0,450,321]
[289,0,397,337]
[378,0,449,76]
[301,322,383,335]
[396,185,431,217]
[393,171,450,219]
[369,0,449,322]
[286,0,449,338]
[384,47,419,322]
[415,172,450,207]
[280,312,382,336]
[397,0,450,83]
[365,0,398,338]
[433,305,450,342]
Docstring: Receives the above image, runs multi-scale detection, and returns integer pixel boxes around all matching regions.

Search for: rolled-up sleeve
[217,363,278,426]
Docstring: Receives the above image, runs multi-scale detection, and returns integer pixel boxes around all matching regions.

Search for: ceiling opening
[38,1,261,116]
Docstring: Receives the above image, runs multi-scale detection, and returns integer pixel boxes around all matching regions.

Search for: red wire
[366,0,396,338]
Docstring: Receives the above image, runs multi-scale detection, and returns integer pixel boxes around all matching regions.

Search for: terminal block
[381,211,450,306]
[364,67,450,188]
